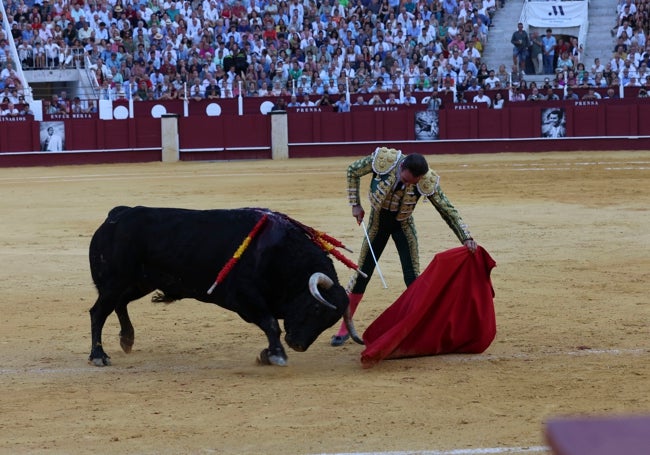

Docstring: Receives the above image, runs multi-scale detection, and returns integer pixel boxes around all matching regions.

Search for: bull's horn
[344,304,364,345]
[308,272,337,310]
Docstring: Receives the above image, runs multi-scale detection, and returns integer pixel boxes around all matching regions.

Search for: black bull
[88,206,361,367]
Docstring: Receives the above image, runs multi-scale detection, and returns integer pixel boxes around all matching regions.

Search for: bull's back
[89,206,269,290]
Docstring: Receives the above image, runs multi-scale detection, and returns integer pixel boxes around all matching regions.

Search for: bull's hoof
[89,355,111,367]
[89,345,111,366]
[120,335,134,353]
[256,349,287,366]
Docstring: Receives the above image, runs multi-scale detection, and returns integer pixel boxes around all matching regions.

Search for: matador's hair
[402,153,429,177]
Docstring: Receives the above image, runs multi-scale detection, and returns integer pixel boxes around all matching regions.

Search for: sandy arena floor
[1,151,649,455]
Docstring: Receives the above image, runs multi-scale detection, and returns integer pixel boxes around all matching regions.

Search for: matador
[331,147,478,346]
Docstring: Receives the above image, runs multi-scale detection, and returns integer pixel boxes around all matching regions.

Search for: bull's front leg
[255,317,288,366]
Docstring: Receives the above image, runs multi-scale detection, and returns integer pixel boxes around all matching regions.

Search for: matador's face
[399,166,423,186]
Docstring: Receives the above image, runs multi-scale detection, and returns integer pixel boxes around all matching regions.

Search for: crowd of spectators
[1,0,650,114]
[1,0,500,105]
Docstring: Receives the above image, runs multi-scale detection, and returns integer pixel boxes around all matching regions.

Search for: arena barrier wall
[1,91,650,167]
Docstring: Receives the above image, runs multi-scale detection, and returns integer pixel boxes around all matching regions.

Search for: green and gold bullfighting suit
[347,147,472,293]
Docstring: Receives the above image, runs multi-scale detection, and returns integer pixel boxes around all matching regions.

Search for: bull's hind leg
[89,286,151,366]
[115,303,134,353]
[89,294,116,366]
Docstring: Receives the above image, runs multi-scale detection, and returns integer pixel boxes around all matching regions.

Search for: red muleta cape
[361,245,496,368]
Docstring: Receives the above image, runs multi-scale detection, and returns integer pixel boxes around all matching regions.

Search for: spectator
[530,31,543,75]
[369,93,385,105]
[423,89,443,110]
[386,92,401,104]
[1,101,19,116]
[511,22,529,73]
[33,41,46,68]
[353,95,368,105]
[315,92,332,106]
[70,97,85,114]
[526,87,544,101]
[484,69,500,89]
[496,64,509,86]
[402,90,417,105]
[492,91,504,109]
[508,84,525,102]
[472,87,491,106]
[334,95,350,112]
[582,88,601,100]
[300,94,315,106]
[563,87,579,100]
[271,97,287,110]
[287,94,300,107]
[204,79,221,99]
[544,87,560,101]
[542,28,557,75]
[556,51,574,71]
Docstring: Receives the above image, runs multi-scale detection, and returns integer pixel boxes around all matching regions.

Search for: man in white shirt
[1,102,19,117]
[472,87,492,107]
[484,70,500,89]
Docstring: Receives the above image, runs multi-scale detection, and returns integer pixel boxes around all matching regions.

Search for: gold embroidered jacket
[347,147,472,242]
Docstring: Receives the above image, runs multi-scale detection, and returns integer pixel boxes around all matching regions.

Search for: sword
[360,220,388,289]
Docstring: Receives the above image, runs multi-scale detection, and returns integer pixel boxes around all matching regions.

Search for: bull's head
[283,272,362,351]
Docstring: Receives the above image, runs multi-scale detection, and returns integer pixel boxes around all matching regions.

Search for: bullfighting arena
[1,150,649,455]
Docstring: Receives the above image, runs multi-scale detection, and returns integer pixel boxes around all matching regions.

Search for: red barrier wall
[1,94,649,167]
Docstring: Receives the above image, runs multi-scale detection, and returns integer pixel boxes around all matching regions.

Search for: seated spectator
[508,84,525,102]
[472,87,492,106]
[385,92,401,104]
[582,88,601,100]
[1,101,19,116]
[526,87,544,101]
[17,40,33,68]
[368,93,385,105]
[315,93,332,106]
[402,90,417,105]
[563,87,579,100]
[70,97,85,114]
[492,92,505,109]
[204,80,222,99]
[271,97,287,111]
[300,94,315,106]
[287,94,300,107]
[544,87,561,101]
[556,51,574,71]
[484,70,500,89]
[18,101,33,116]
[353,95,367,105]
[189,82,205,101]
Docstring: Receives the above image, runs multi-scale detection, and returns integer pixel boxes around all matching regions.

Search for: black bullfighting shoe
[330,334,350,346]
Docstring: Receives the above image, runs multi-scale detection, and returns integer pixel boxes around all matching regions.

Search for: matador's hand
[464,239,477,253]
[352,204,365,225]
